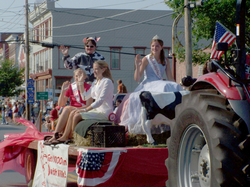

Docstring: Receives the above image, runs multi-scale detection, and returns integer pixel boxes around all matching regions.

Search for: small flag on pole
[210,21,236,60]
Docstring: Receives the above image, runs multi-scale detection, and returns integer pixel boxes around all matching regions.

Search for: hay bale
[126,131,170,146]
[73,130,92,146]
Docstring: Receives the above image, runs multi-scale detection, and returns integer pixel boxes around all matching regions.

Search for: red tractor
[166,0,250,186]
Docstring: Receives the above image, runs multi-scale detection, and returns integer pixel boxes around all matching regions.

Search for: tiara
[152,35,161,40]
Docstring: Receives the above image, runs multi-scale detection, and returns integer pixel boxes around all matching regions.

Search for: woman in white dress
[50,60,114,144]
[119,35,183,134]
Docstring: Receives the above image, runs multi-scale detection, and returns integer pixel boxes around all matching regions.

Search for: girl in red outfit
[45,68,92,143]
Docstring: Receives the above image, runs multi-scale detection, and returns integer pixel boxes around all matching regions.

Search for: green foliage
[0,59,25,97]
[175,41,211,65]
[166,0,250,64]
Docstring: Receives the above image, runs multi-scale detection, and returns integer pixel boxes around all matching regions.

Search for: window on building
[49,18,51,36]
[55,77,72,97]
[164,47,172,70]
[45,21,48,39]
[163,47,170,58]
[58,48,66,69]
[35,53,39,73]
[34,18,51,42]
[45,50,48,70]
[134,47,146,56]
[48,78,52,89]
[133,47,146,70]
[110,47,121,70]
[36,80,45,92]
[55,78,71,90]
[48,49,52,69]
[33,26,39,42]
[40,51,44,72]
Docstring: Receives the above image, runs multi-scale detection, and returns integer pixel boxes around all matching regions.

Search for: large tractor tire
[166,90,248,187]
[25,148,37,186]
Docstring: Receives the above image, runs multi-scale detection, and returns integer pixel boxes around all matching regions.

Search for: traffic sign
[27,92,34,98]
[27,79,34,87]
[37,92,48,100]
[27,87,35,92]
[27,99,35,103]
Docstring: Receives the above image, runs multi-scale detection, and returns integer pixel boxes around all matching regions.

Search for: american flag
[210,21,236,60]
[76,148,127,187]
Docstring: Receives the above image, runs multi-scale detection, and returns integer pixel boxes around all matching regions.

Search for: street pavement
[0,120,30,186]
[0,119,78,187]
[0,118,47,140]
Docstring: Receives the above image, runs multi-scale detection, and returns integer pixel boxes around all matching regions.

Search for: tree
[0,59,25,97]
[166,0,250,65]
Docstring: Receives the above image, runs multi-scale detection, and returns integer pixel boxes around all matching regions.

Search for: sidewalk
[0,118,47,132]
[0,120,16,126]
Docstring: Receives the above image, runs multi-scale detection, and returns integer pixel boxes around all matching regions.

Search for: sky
[0,0,171,33]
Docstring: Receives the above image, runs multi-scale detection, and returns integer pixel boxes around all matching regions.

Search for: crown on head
[152,35,161,40]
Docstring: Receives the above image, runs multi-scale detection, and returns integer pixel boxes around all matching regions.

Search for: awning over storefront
[30,69,52,81]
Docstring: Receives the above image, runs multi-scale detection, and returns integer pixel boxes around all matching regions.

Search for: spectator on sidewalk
[117,79,127,94]
[49,105,60,131]
[33,100,40,118]
[6,105,12,124]
[43,115,52,132]
[46,98,53,113]
[1,104,6,125]
[12,102,19,123]
[31,116,35,124]
[17,102,21,118]
[4,103,9,124]
[20,103,25,118]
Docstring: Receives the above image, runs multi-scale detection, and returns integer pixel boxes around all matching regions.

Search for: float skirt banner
[32,141,69,187]
[76,148,127,187]
[76,148,168,187]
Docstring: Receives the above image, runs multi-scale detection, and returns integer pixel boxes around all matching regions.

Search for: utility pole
[172,13,183,81]
[236,0,246,79]
[25,0,30,120]
[184,0,193,77]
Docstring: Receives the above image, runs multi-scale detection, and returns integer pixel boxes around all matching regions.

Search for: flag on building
[76,148,127,187]
[210,21,236,60]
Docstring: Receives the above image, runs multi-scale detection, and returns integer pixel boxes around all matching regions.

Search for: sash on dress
[71,82,84,106]
[146,54,163,80]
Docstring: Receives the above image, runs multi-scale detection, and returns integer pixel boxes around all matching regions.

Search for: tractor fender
[191,72,245,100]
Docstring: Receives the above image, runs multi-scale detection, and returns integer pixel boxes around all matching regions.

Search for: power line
[27,10,176,39]
[3,15,25,32]
[1,1,170,34]
[52,11,176,38]
[0,5,26,12]
[0,0,16,17]
[51,1,165,29]
[85,0,152,9]
[0,7,25,32]
[30,2,169,32]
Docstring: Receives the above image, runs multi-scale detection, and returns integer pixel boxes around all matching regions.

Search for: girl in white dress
[119,35,183,134]
[50,60,114,144]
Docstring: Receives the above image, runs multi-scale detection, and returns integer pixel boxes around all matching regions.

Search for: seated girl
[44,68,92,144]
[46,60,114,144]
